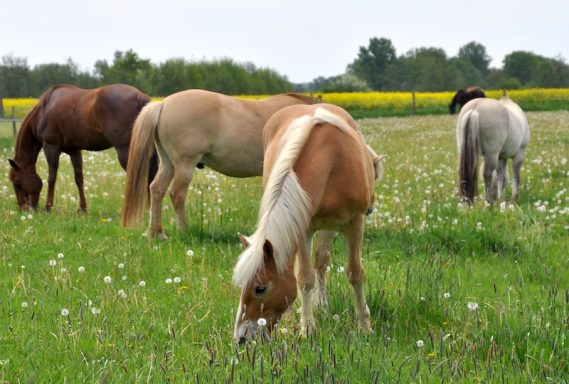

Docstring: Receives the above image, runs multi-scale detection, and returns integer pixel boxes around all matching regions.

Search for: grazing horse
[457,97,530,203]
[121,89,321,239]
[233,104,384,342]
[449,86,485,114]
[8,84,154,212]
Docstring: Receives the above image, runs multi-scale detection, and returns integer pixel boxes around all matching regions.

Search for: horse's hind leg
[169,158,200,234]
[344,214,371,333]
[496,158,508,201]
[43,145,61,212]
[313,230,337,309]
[147,155,174,239]
[69,150,87,212]
[511,150,526,201]
[483,156,499,203]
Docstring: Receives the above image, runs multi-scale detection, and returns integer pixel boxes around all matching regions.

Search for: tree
[350,37,397,91]
[0,54,32,97]
[503,51,538,85]
[457,42,491,75]
[95,50,154,93]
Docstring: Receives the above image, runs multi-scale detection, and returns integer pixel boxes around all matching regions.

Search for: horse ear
[8,159,20,170]
[262,240,274,262]
[375,154,386,164]
[238,234,250,248]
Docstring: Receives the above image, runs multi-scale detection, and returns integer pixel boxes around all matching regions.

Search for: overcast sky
[2,0,567,83]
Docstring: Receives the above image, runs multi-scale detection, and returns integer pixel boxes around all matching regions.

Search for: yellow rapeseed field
[4,89,569,118]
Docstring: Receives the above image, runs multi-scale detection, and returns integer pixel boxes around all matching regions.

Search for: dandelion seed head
[60,308,69,316]
[103,276,112,284]
[443,292,451,299]
[257,318,267,327]
[139,280,146,287]
[186,249,194,257]
[78,266,85,273]
[21,301,28,309]
[416,339,424,348]
[467,301,479,311]
[165,278,173,284]
[57,253,64,259]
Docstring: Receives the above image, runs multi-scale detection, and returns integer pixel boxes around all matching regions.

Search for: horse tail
[122,101,163,228]
[233,107,350,287]
[458,109,479,202]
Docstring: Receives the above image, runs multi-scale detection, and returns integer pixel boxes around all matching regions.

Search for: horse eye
[254,286,267,295]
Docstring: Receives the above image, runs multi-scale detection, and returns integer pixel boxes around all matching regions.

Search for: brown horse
[233,104,383,341]
[8,84,154,211]
[449,86,486,114]
[122,89,321,239]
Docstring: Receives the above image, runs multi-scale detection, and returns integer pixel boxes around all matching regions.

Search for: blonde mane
[233,107,352,287]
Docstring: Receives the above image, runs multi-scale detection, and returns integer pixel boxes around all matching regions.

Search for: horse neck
[14,108,43,168]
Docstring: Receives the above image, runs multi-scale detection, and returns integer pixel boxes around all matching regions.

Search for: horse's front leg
[69,150,87,212]
[297,234,316,337]
[313,230,337,309]
[344,214,372,333]
[43,145,61,212]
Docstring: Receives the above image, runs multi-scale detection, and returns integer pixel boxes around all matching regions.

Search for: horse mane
[233,107,351,287]
[285,92,322,104]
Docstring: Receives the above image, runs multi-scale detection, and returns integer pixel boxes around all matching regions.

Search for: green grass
[1,112,568,382]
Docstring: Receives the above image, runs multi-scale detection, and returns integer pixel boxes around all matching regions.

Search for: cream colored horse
[457,97,530,203]
[122,90,320,238]
[233,104,383,342]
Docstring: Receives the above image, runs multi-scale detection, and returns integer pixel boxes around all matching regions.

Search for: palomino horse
[449,86,485,114]
[457,97,530,203]
[121,90,320,238]
[233,104,383,342]
[8,84,154,212]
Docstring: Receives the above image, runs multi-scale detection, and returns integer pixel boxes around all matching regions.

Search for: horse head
[8,159,42,210]
[234,237,297,343]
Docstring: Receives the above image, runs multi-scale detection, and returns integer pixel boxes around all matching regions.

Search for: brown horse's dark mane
[284,92,323,104]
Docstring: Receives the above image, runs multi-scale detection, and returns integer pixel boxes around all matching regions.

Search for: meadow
[0,111,568,383]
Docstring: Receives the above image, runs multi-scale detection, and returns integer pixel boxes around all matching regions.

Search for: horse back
[264,104,374,229]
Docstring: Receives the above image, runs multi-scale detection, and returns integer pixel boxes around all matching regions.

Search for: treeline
[306,38,569,92]
[1,38,568,97]
[0,50,292,98]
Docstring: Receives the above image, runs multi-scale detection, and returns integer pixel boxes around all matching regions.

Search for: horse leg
[496,158,508,201]
[344,214,372,333]
[115,146,129,171]
[69,150,87,212]
[511,150,526,201]
[483,156,499,203]
[146,157,174,239]
[168,162,197,234]
[296,235,317,337]
[313,230,337,309]
[43,145,61,212]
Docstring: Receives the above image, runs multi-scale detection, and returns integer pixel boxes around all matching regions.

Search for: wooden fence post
[12,106,17,137]
[411,92,416,115]
[0,98,4,118]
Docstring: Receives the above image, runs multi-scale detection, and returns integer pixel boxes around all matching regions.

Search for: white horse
[457,97,530,203]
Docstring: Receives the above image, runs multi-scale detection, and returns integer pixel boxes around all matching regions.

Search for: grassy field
[0,112,568,383]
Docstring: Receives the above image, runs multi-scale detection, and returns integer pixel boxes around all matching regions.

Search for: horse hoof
[143,230,168,240]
